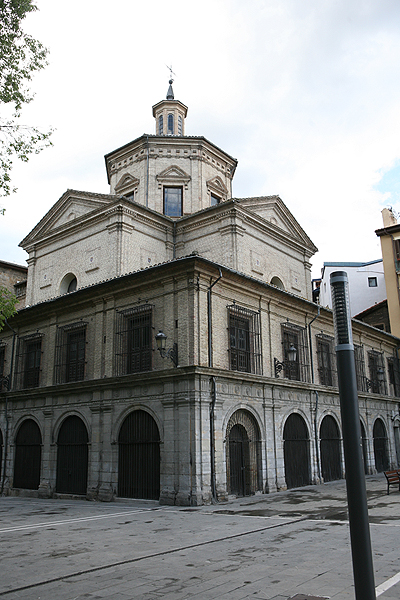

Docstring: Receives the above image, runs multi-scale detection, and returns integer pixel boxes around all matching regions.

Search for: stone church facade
[1,83,400,504]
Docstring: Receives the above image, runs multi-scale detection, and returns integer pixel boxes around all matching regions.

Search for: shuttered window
[54,322,87,384]
[115,305,153,376]
[280,323,310,382]
[227,304,262,375]
[14,333,43,389]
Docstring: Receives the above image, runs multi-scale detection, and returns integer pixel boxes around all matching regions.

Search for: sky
[2,0,400,279]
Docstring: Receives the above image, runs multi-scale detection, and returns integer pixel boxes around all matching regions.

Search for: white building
[318,260,387,317]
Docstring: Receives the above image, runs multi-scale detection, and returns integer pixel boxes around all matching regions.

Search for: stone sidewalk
[0,474,399,600]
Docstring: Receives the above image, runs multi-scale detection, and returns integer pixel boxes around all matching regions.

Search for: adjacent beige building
[376,208,400,338]
[1,83,399,504]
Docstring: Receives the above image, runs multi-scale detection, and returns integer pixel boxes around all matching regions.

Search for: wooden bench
[384,470,400,494]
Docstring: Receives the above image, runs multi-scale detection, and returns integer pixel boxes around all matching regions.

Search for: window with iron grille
[14,333,43,389]
[280,322,310,382]
[54,322,87,384]
[367,350,387,395]
[316,334,336,387]
[354,344,367,392]
[115,305,153,376]
[228,304,262,375]
[388,357,400,397]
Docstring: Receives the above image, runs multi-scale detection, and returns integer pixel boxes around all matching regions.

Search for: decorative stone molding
[156,165,191,190]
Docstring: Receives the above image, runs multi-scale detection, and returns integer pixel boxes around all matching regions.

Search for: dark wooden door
[320,416,342,482]
[56,416,88,495]
[14,419,41,490]
[283,414,311,488]
[229,424,251,496]
[118,410,160,500]
[373,419,389,472]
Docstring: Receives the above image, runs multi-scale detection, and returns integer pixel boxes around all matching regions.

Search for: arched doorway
[226,410,261,496]
[283,413,311,489]
[14,419,42,489]
[360,421,368,474]
[373,419,389,472]
[118,410,160,500]
[56,416,88,495]
[320,415,342,482]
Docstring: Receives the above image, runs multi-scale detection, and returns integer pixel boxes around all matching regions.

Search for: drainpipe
[307,307,321,483]
[172,221,177,260]
[208,269,222,503]
[1,318,17,495]
[207,269,222,368]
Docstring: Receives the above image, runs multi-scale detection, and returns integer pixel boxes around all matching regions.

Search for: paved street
[0,474,399,600]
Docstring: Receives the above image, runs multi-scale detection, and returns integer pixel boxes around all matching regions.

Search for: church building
[0,82,399,504]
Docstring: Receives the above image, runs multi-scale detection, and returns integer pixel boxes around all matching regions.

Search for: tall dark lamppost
[330,271,376,600]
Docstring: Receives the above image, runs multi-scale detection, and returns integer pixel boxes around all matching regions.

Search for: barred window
[388,357,400,397]
[14,333,43,389]
[316,334,336,387]
[55,322,87,384]
[280,323,310,382]
[228,304,262,375]
[354,344,367,392]
[367,350,387,395]
[115,305,153,376]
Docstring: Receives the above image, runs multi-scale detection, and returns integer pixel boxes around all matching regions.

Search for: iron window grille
[54,322,87,384]
[387,356,400,397]
[316,334,337,387]
[227,304,262,375]
[354,344,367,392]
[14,333,43,389]
[115,304,153,376]
[280,322,310,382]
[367,350,388,395]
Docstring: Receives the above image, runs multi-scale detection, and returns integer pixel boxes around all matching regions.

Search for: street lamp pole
[330,271,376,600]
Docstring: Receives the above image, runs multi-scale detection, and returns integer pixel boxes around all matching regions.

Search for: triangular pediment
[235,196,317,253]
[115,173,140,194]
[156,165,191,183]
[206,176,228,195]
[20,190,116,250]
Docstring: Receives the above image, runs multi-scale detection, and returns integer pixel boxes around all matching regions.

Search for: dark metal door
[118,410,160,500]
[320,416,342,482]
[56,416,88,495]
[283,414,311,488]
[14,419,42,490]
[229,424,250,496]
[373,419,389,472]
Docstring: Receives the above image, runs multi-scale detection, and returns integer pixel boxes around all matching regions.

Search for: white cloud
[2,0,400,280]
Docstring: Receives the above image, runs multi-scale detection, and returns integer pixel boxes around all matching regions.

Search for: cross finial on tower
[165,64,176,100]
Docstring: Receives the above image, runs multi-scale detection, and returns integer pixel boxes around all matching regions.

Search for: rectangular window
[367,350,387,395]
[228,304,262,375]
[211,193,220,206]
[115,305,153,375]
[14,333,43,389]
[354,344,367,392]
[55,322,87,384]
[164,186,182,217]
[368,277,377,287]
[388,357,400,397]
[280,323,310,382]
[316,335,336,387]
